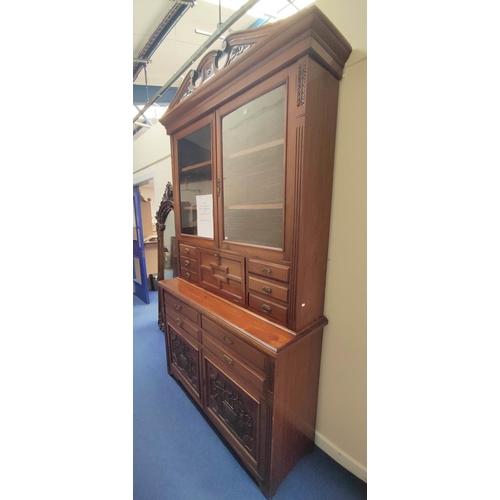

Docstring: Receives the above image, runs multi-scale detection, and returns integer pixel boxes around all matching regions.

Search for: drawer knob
[262,267,271,274]
[175,318,183,326]
[223,354,234,366]
[175,304,182,312]
[184,248,190,254]
[262,286,271,294]
[262,304,272,314]
[223,336,234,345]
[185,272,191,279]
[184,260,190,266]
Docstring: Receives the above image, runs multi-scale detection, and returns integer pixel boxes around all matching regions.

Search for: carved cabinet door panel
[167,324,203,406]
[203,355,268,479]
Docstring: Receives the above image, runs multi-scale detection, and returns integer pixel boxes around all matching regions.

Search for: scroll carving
[227,43,253,65]
[171,42,255,108]
[156,182,175,331]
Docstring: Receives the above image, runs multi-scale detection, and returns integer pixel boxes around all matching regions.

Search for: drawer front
[180,255,197,269]
[247,259,290,283]
[202,316,266,373]
[179,243,197,259]
[248,294,288,325]
[180,268,198,284]
[164,293,200,325]
[204,357,261,462]
[248,275,289,304]
[168,326,202,403]
[202,333,265,394]
[166,306,200,342]
[199,250,245,305]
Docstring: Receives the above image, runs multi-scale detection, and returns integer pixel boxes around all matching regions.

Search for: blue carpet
[134,292,367,499]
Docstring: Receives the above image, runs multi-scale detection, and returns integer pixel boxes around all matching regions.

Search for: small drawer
[201,316,266,373]
[166,306,200,342]
[180,268,198,284]
[202,332,265,394]
[164,293,200,325]
[247,259,290,283]
[248,276,289,303]
[248,294,288,325]
[179,243,197,258]
[180,256,197,269]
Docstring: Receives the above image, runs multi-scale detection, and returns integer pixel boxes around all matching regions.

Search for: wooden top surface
[159,278,318,354]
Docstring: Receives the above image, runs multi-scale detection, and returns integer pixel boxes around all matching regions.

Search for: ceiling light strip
[132,0,261,126]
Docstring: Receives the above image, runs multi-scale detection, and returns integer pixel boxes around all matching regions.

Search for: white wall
[315,58,367,481]
[310,0,367,480]
[133,119,172,213]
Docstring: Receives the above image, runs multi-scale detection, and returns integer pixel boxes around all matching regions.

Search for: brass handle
[175,318,182,326]
[185,272,191,279]
[184,260,190,266]
[224,336,234,345]
[175,304,182,312]
[184,248,190,254]
[262,286,271,294]
[262,304,272,314]
[223,354,234,366]
[262,267,271,274]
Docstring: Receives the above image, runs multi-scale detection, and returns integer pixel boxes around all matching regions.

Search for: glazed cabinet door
[173,115,216,248]
[216,70,289,261]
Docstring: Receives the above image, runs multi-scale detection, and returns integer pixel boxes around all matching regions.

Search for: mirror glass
[163,212,177,280]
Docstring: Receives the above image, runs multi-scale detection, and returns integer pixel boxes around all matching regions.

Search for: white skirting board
[315,431,367,483]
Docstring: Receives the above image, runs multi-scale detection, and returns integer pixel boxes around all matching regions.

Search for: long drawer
[166,305,201,342]
[202,316,266,374]
[164,293,200,325]
[202,332,265,394]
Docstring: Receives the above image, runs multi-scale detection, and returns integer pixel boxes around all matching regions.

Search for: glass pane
[134,257,142,284]
[163,214,176,279]
[133,202,139,241]
[177,124,214,238]
[222,85,285,249]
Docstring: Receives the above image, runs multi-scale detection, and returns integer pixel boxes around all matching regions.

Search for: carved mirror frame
[155,181,175,331]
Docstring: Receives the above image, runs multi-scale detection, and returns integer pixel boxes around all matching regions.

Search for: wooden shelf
[180,160,211,172]
[183,206,197,211]
[226,203,283,210]
[225,139,284,160]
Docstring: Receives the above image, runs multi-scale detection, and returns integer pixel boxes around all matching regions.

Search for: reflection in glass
[177,124,213,237]
[133,203,139,241]
[163,213,177,279]
[133,257,142,284]
[222,85,285,249]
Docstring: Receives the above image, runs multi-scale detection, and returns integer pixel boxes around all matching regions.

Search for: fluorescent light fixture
[201,0,316,21]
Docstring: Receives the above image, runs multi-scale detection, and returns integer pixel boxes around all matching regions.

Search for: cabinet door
[174,115,216,246]
[218,76,287,258]
[167,323,203,406]
[199,249,245,305]
[204,356,264,473]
